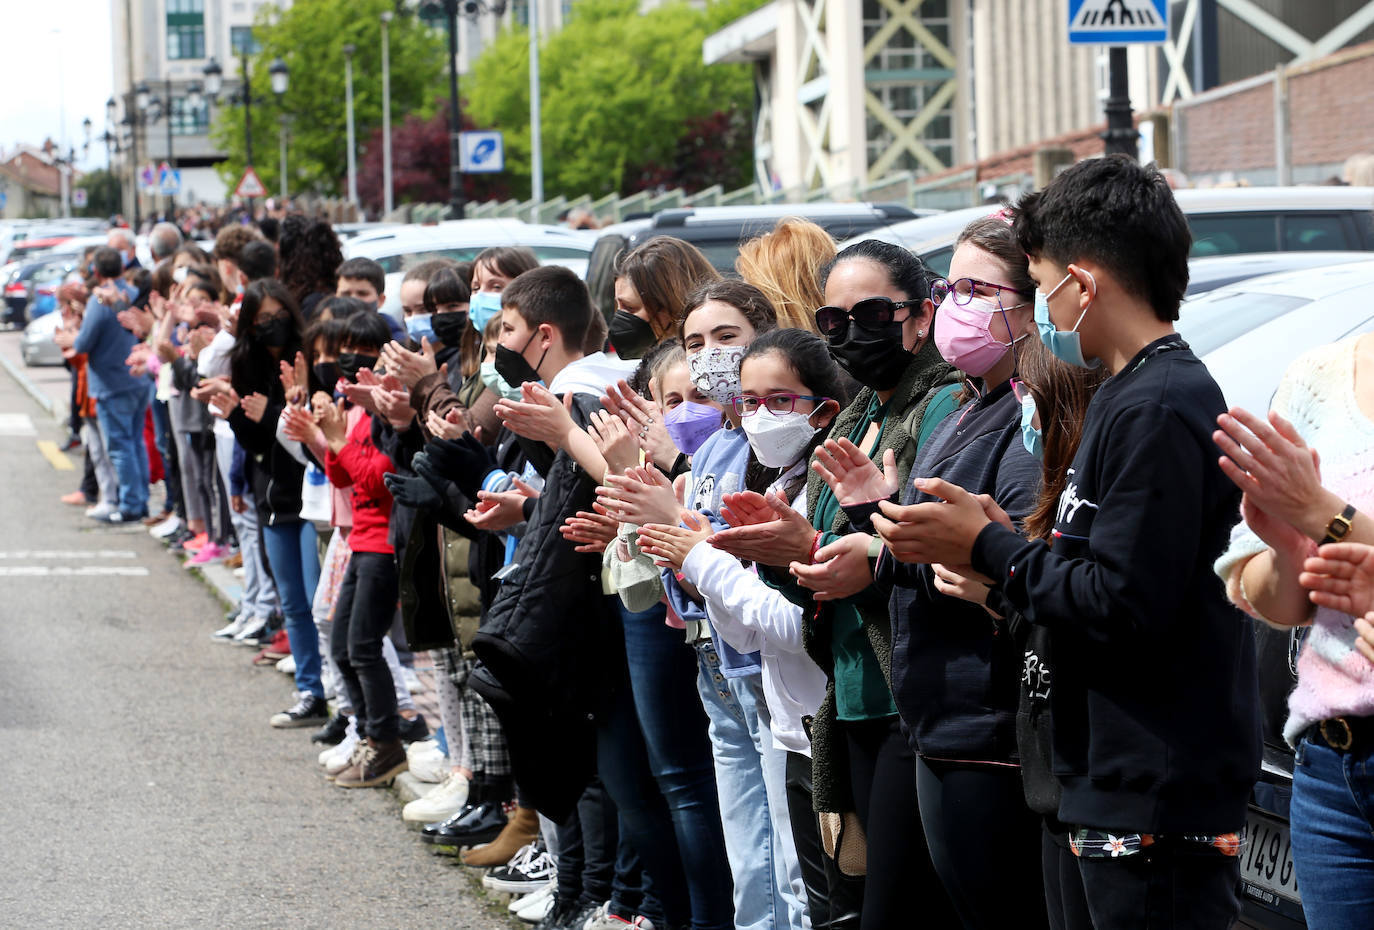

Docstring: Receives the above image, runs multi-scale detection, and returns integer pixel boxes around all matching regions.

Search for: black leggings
[785,750,863,930]
[329,551,401,743]
[916,756,1049,929]
[842,716,958,930]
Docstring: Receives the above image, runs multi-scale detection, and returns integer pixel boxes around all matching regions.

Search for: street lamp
[380,10,394,217]
[270,58,290,201]
[202,58,223,98]
[135,82,151,113]
[138,79,178,215]
[343,43,358,209]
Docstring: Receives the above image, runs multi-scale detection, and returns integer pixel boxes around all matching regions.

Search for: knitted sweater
[1216,336,1374,745]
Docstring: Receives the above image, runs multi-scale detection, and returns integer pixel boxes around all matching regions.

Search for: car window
[1176,290,1310,355]
[1188,214,1279,257]
[1281,213,1354,251]
[919,246,955,278]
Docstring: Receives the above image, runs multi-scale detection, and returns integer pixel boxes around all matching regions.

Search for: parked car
[585,202,933,316]
[835,204,1004,276]
[20,309,65,367]
[1175,186,1374,257]
[1185,251,1373,296]
[1177,258,1374,930]
[2,238,104,327]
[23,255,83,322]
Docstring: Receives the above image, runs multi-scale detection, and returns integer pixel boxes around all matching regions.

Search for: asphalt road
[0,348,511,930]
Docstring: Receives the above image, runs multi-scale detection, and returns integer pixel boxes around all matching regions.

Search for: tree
[357,107,510,216]
[75,169,123,219]
[466,0,758,199]
[211,0,446,199]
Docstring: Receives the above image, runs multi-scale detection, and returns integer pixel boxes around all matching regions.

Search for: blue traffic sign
[1068,0,1168,45]
[460,131,505,174]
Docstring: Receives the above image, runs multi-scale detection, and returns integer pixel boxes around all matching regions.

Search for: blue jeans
[95,385,150,516]
[621,604,734,930]
[1290,734,1374,929]
[262,522,323,699]
[695,643,803,930]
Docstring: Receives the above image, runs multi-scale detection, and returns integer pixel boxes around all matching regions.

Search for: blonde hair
[735,218,837,333]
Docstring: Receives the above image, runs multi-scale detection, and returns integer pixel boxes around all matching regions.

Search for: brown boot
[335,737,408,788]
[460,804,540,866]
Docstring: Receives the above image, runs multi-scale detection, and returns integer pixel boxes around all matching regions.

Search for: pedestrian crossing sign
[1068,0,1169,44]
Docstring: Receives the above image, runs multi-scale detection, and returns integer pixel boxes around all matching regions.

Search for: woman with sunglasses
[711,238,961,928]
[817,215,1052,927]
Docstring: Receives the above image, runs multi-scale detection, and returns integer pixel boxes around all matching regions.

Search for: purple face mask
[663,401,722,456]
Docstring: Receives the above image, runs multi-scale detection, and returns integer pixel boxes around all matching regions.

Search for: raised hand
[871,477,990,566]
[1300,542,1374,618]
[811,439,898,506]
[1214,407,1339,541]
[495,382,576,447]
[709,489,817,568]
[463,476,540,532]
[588,409,639,478]
[241,392,270,423]
[560,504,619,554]
[597,463,680,527]
[380,338,438,391]
[789,532,876,601]
[638,510,713,570]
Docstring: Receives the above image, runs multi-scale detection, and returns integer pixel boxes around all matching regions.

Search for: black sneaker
[269,693,328,728]
[311,712,350,745]
[483,840,554,894]
[399,712,429,744]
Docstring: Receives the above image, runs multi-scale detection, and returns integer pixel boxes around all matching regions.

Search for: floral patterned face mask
[688,345,746,405]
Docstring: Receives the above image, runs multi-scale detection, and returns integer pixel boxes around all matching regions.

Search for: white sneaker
[85,501,116,520]
[512,881,556,922]
[319,719,358,768]
[324,730,365,779]
[276,654,296,675]
[402,665,424,694]
[402,770,470,823]
[150,514,183,539]
[231,615,269,645]
[406,739,447,784]
[211,614,249,641]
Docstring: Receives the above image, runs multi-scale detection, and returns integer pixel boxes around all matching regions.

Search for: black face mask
[431,311,470,346]
[313,361,342,391]
[827,320,913,391]
[607,310,657,360]
[338,352,379,383]
[256,317,291,349]
[494,329,545,388]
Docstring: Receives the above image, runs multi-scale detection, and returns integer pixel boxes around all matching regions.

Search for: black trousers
[555,777,621,910]
[1043,825,1241,930]
[842,716,959,930]
[329,551,401,743]
[785,750,863,930]
[916,755,1049,930]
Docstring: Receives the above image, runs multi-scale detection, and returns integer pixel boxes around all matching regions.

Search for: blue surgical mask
[479,360,522,401]
[1019,391,1043,460]
[406,313,436,343]
[1033,271,1100,370]
[470,291,503,330]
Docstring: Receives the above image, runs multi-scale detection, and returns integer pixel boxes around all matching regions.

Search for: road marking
[0,413,36,436]
[36,440,74,471]
[0,566,149,577]
[0,550,137,559]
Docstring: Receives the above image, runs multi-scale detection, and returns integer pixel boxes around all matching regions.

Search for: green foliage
[466,0,757,198]
[75,169,123,218]
[211,0,446,197]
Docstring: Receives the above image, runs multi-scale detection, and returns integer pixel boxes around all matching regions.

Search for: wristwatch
[1321,503,1358,546]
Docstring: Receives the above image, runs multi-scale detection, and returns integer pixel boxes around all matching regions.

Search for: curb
[0,349,61,420]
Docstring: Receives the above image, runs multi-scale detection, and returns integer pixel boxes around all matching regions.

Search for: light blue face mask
[479,360,523,401]
[1020,391,1043,460]
[406,313,435,343]
[470,291,503,330]
[1034,271,1101,370]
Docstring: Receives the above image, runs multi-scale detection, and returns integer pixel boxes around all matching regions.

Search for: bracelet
[1321,503,1358,546]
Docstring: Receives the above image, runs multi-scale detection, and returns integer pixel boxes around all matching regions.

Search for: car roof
[647,202,924,227]
[1173,186,1374,212]
[1185,251,1373,295]
[344,220,595,257]
[837,204,1003,253]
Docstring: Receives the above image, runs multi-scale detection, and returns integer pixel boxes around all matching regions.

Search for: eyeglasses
[730,392,829,417]
[929,277,1033,308]
[814,296,918,338]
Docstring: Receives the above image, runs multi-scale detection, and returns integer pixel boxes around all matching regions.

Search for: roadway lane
[0,351,510,929]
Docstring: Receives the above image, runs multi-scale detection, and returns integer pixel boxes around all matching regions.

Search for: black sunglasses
[814,297,919,339]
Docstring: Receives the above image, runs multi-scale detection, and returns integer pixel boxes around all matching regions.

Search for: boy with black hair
[336,257,387,310]
[238,240,278,283]
[871,155,1261,930]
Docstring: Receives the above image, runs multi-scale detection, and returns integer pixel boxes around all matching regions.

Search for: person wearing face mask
[876,157,1262,930]
[609,236,721,360]
[468,245,540,334]
[814,215,1051,928]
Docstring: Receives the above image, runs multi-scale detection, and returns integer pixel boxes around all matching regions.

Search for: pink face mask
[933,294,1025,377]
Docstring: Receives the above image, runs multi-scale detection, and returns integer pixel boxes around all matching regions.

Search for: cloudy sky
[1,0,116,171]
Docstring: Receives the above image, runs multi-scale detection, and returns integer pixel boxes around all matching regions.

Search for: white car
[21,309,64,367]
[344,219,598,319]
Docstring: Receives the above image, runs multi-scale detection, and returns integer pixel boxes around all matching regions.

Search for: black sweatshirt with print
[971,335,1261,835]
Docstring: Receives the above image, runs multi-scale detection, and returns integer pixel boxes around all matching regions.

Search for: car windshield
[375,244,589,274]
[1175,291,1311,356]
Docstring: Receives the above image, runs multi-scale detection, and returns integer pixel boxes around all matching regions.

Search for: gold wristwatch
[1320,503,1358,546]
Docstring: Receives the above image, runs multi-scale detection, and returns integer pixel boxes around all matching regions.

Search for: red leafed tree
[623,107,753,195]
[358,104,509,215]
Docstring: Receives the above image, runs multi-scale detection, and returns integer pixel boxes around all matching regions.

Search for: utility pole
[344,43,358,209]
[444,1,465,220]
[381,11,394,217]
[1101,47,1137,158]
[529,0,543,218]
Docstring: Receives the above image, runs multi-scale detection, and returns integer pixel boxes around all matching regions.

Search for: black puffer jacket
[227,395,304,527]
[469,393,610,820]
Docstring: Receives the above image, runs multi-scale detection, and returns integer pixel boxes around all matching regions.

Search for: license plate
[1240,809,1302,918]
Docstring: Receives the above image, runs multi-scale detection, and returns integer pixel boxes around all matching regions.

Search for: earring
[916,330,925,338]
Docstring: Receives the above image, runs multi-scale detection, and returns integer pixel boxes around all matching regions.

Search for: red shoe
[253,631,292,665]
[182,533,209,554]
[61,491,90,506]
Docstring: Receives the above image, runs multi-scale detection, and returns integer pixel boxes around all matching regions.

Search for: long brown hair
[616,236,720,340]
[1021,356,1108,541]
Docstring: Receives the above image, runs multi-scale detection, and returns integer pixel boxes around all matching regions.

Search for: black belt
[1305,715,1374,752]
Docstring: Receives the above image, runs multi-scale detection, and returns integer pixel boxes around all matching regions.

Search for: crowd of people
[47,154,1374,930]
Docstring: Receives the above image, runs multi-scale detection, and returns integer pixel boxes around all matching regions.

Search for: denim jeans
[95,385,150,516]
[1290,734,1374,929]
[262,521,323,699]
[330,551,401,743]
[695,642,806,930]
[621,603,735,930]
[213,435,278,620]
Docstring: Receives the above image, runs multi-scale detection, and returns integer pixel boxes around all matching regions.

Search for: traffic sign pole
[1102,47,1138,158]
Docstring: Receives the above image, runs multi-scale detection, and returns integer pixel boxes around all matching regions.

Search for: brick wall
[1287,50,1374,167]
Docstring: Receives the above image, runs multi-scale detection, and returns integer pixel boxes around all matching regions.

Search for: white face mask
[741,408,819,469]
[172,266,189,284]
[688,345,747,404]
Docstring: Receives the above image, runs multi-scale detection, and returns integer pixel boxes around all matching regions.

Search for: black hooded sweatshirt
[970,335,1261,835]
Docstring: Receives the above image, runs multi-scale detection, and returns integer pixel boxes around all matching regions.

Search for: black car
[585,202,934,317]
